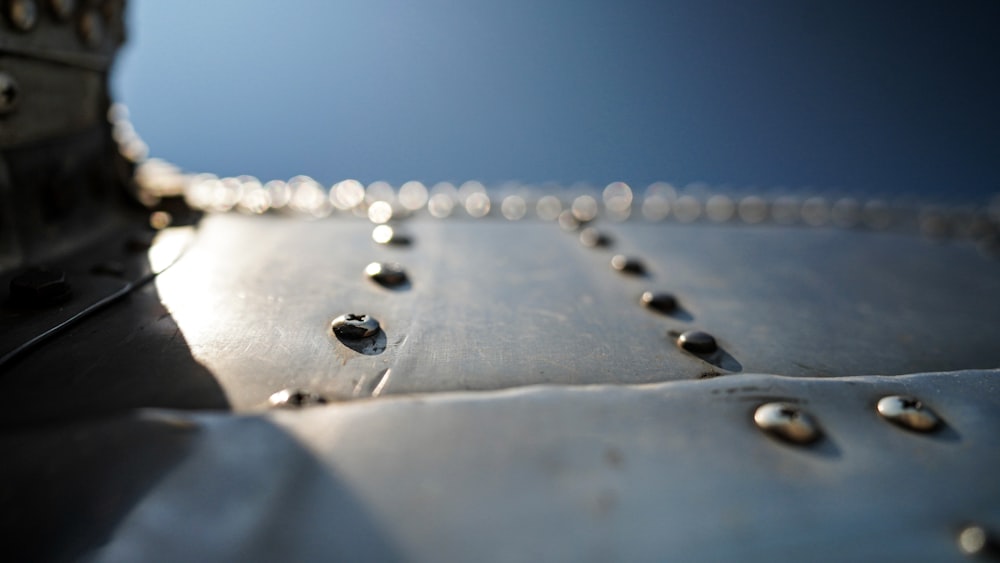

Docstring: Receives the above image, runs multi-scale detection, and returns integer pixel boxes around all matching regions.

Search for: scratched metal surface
[5,370,996,562]
[140,213,1000,408]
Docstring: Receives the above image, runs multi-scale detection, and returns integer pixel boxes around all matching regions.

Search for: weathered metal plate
[5,370,996,561]
[137,213,1000,408]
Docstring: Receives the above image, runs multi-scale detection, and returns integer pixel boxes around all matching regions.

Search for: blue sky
[114,1,999,201]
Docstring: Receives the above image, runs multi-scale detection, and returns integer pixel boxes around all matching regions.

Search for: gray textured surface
[55,369,998,562]
[150,214,1000,408]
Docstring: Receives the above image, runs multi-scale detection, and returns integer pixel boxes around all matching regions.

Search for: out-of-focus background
[114,0,999,202]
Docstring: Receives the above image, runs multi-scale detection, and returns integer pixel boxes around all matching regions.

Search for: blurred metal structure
[2,2,1000,561]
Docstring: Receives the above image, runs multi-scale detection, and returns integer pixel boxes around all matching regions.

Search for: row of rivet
[2,0,111,48]
[264,383,985,558]
[148,168,999,241]
[114,101,1000,247]
[574,218,724,364]
[755,394,941,445]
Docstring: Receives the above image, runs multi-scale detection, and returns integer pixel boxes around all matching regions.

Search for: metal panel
[132,213,1000,408]
[5,370,996,561]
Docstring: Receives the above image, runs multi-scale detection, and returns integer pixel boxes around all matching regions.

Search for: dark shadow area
[0,413,403,561]
[666,305,694,323]
[920,421,962,444]
[373,279,412,292]
[0,220,229,428]
[335,329,388,356]
[0,413,198,561]
[668,330,743,373]
[697,347,743,373]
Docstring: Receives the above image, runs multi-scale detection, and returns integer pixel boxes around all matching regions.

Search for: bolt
[6,0,38,31]
[876,395,940,432]
[268,389,327,409]
[47,0,74,21]
[579,227,610,248]
[77,9,102,47]
[331,313,380,340]
[9,267,72,306]
[365,262,408,288]
[611,254,645,275]
[641,291,677,314]
[754,402,821,444]
[0,72,20,115]
[676,330,716,354]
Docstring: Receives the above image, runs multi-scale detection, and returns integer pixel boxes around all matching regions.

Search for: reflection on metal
[610,254,645,275]
[364,261,408,289]
[876,395,941,433]
[676,330,717,354]
[958,525,995,557]
[268,389,327,409]
[579,226,611,248]
[639,290,677,314]
[753,402,821,445]
[5,0,38,31]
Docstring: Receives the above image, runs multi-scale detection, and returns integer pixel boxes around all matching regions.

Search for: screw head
[754,402,821,444]
[676,330,717,354]
[611,254,645,275]
[6,0,38,31]
[268,389,327,409]
[0,72,20,115]
[365,261,408,288]
[579,227,610,248]
[876,395,940,432]
[331,313,380,340]
[9,268,72,306]
[641,291,677,314]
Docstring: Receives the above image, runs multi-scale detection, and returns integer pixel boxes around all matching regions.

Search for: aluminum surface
[124,213,1000,408]
[4,370,995,561]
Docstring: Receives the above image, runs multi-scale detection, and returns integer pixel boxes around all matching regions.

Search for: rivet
[641,291,677,314]
[372,224,410,246]
[676,330,716,354]
[47,0,74,21]
[0,72,21,116]
[876,395,940,432]
[9,267,72,306]
[558,209,580,231]
[6,0,38,31]
[754,402,821,444]
[149,210,172,230]
[579,227,611,248]
[611,254,645,275]
[958,525,996,557]
[331,313,380,340]
[365,261,407,288]
[268,389,327,409]
[77,9,102,47]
